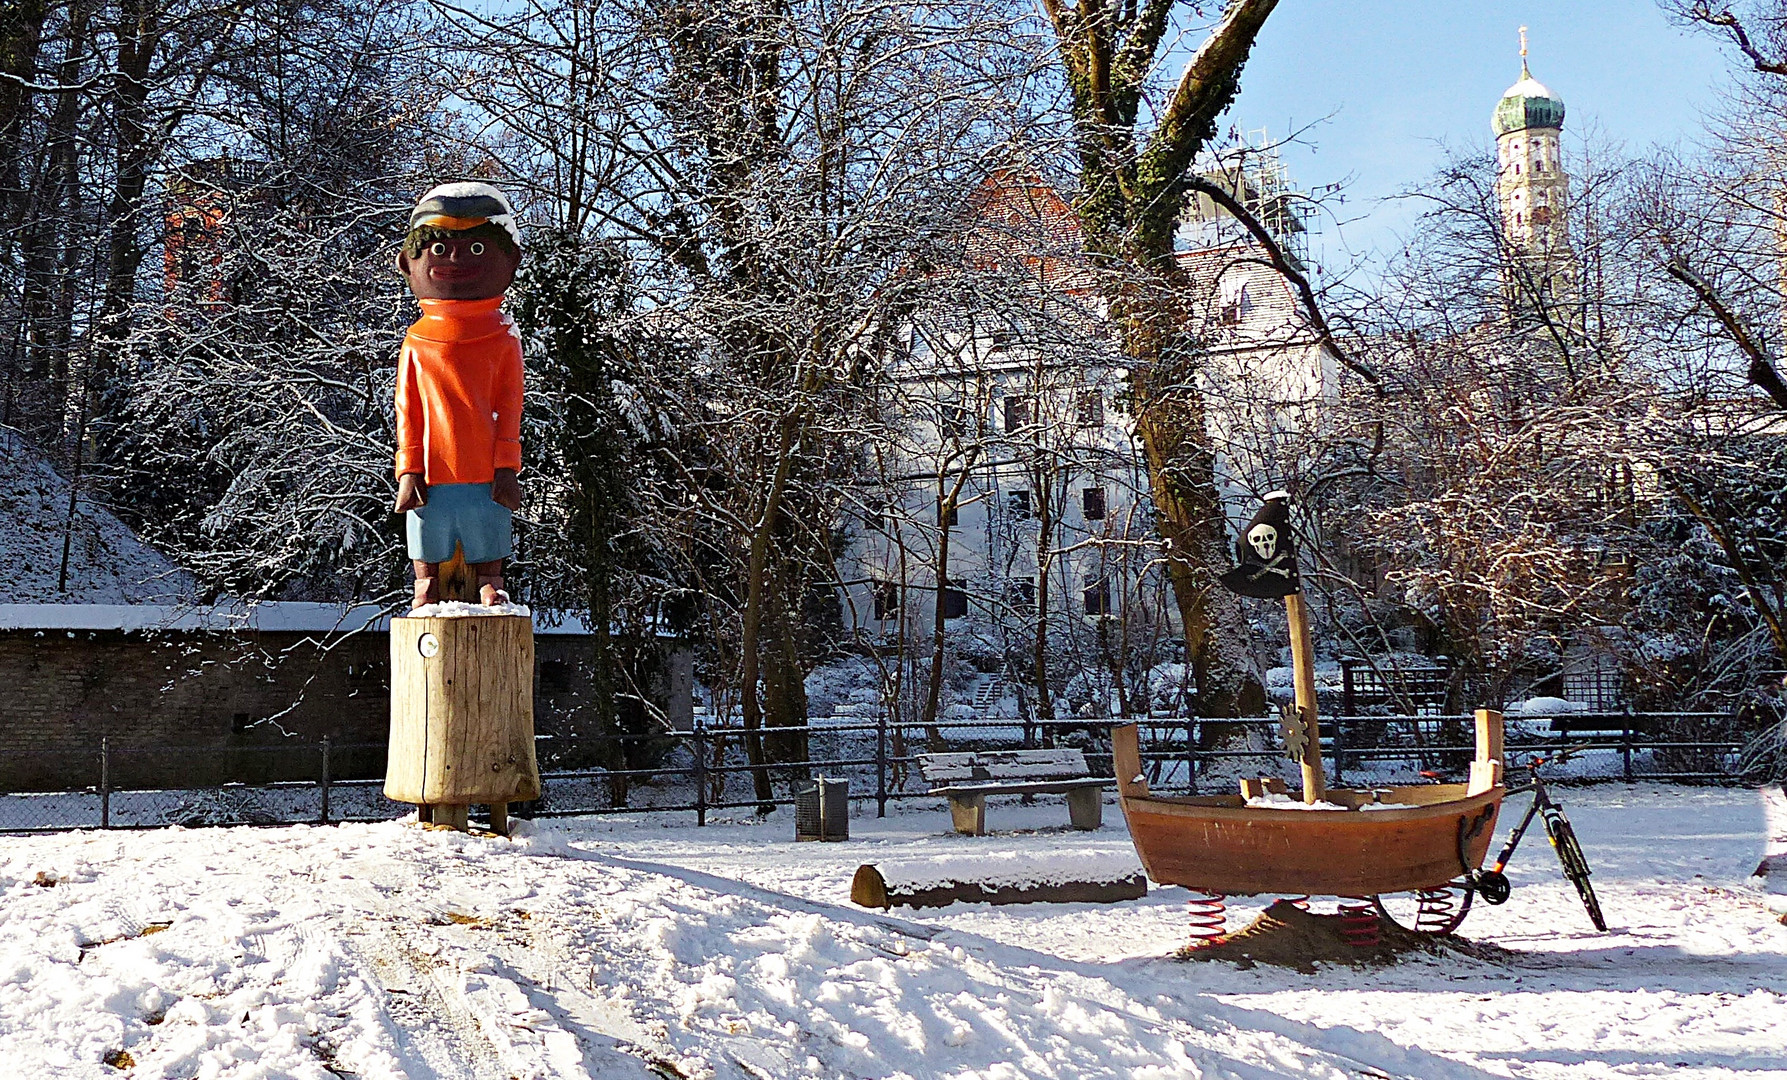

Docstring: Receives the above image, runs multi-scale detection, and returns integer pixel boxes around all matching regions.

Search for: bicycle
[1473,744,1608,931]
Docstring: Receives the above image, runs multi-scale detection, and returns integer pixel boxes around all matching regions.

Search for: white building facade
[838,166,1336,667]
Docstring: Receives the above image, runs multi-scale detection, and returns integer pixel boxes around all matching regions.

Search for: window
[907,326,934,361]
[1083,576,1112,617]
[1007,489,1031,519]
[1009,577,1036,613]
[539,658,573,693]
[1535,160,1546,174]
[941,579,969,620]
[1076,391,1104,427]
[178,215,204,281]
[939,498,958,527]
[1514,162,1521,175]
[939,404,968,439]
[873,580,901,621]
[1003,395,1030,431]
[1082,486,1106,521]
[1218,278,1251,325]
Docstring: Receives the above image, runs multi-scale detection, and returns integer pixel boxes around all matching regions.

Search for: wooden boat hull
[1118,785,1503,896]
[1110,719,1507,897]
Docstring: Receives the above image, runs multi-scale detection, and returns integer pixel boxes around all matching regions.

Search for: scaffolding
[1177,128,1314,269]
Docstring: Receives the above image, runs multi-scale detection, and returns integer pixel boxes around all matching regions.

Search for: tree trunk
[19,0,88,444]
[584,500,628,806]
[1041,0,1279,717]
[921,460,976,748]
[738,413,803,808]
[920,485,953,750]
[92,0,162,403]
[1032,475,1054,733]
[738,530,776,807]
[1119,278,1264,717]
[761,555,810,772]
[0,0,47,243]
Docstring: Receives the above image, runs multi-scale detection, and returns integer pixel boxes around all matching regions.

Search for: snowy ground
[2,427,193,603]
[0,783,1782,1080]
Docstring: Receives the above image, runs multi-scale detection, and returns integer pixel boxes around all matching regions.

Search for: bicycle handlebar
[1521,742,1592,771]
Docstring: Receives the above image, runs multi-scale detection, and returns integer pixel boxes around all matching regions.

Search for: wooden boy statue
[393,183,524,609]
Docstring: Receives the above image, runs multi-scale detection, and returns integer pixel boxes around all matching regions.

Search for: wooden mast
[1285,591,1325,803]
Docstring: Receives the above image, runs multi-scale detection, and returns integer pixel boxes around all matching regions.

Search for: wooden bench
[917,749,1111,836]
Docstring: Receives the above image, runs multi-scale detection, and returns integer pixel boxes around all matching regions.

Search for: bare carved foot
[478,577,509,606]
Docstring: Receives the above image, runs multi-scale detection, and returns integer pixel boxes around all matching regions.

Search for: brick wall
[0,628,619,791]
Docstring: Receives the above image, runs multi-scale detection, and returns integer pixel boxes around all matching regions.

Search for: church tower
[1493,28,1571,275]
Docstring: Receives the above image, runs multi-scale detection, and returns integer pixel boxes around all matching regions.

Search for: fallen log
[851,862,1146,910]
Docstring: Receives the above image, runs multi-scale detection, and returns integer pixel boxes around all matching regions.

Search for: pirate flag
[1217,492,1301,599]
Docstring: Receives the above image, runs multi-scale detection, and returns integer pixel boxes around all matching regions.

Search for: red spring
[1416,887,1458,934]
[1187,892,1227,948]
[1337,896,1380,949]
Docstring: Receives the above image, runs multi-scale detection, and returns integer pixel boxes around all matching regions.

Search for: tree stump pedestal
[385,611,540,835]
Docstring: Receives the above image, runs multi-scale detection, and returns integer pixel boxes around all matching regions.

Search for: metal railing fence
[0,710,1761,833]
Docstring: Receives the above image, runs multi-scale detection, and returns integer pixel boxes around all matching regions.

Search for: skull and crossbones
[1245,522,1292,580]
[1247,523,1278,560]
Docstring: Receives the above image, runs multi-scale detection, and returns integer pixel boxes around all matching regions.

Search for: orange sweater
[394,296,523,484]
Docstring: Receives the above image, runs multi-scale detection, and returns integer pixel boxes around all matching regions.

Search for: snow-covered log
[851,859,1146,910]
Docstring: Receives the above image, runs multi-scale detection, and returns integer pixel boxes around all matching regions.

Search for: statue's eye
[430,242,447,256]
[470,242,486,256]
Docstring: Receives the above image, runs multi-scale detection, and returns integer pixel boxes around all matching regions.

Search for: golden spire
[1519,25,1530,76]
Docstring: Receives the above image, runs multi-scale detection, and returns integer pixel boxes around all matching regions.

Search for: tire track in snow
[534,844,1503,1080]
[329,850,671,1080]
[346,915,515,1080]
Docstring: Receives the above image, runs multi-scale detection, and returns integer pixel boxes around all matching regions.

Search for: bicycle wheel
[1544,810,1608,931]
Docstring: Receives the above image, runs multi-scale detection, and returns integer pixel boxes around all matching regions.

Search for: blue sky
[1218,1,1735,279]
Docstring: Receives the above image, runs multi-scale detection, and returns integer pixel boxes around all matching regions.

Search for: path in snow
[0,783,1781,1079]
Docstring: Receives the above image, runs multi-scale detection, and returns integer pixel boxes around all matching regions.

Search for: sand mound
[1182,899,1515,971]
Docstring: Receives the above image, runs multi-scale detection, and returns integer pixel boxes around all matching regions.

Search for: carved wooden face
[397,233,520,301]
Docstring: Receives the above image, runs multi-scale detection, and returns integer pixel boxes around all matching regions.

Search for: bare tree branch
[1183,172,1379,389]
[1665,256,1787,411]
[1672,2,1787,76]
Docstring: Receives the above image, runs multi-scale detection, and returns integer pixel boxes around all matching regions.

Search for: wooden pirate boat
[1115,494,1507,901]
[1111,709,1506,897]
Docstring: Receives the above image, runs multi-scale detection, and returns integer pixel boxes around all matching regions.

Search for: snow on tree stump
[1759,785,1787,925]
[386,608,540,835]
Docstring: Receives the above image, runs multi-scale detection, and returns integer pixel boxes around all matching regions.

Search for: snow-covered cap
[409,182,520,247]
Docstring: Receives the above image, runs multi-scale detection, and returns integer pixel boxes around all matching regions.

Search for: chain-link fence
[0,710,1764,833]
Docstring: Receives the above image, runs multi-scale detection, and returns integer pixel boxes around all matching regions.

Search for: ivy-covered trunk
[1114,273,1264,715]
[1040,0,1281,714]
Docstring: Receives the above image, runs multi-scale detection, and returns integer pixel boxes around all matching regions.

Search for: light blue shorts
[406,482,512,564]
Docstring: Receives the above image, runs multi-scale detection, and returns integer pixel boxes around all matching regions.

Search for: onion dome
[1494,29,1565,136]
[1494,64,1566,135]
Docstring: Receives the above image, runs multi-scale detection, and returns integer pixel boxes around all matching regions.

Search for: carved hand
[394,472,427,513]
[492,468,522,511]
